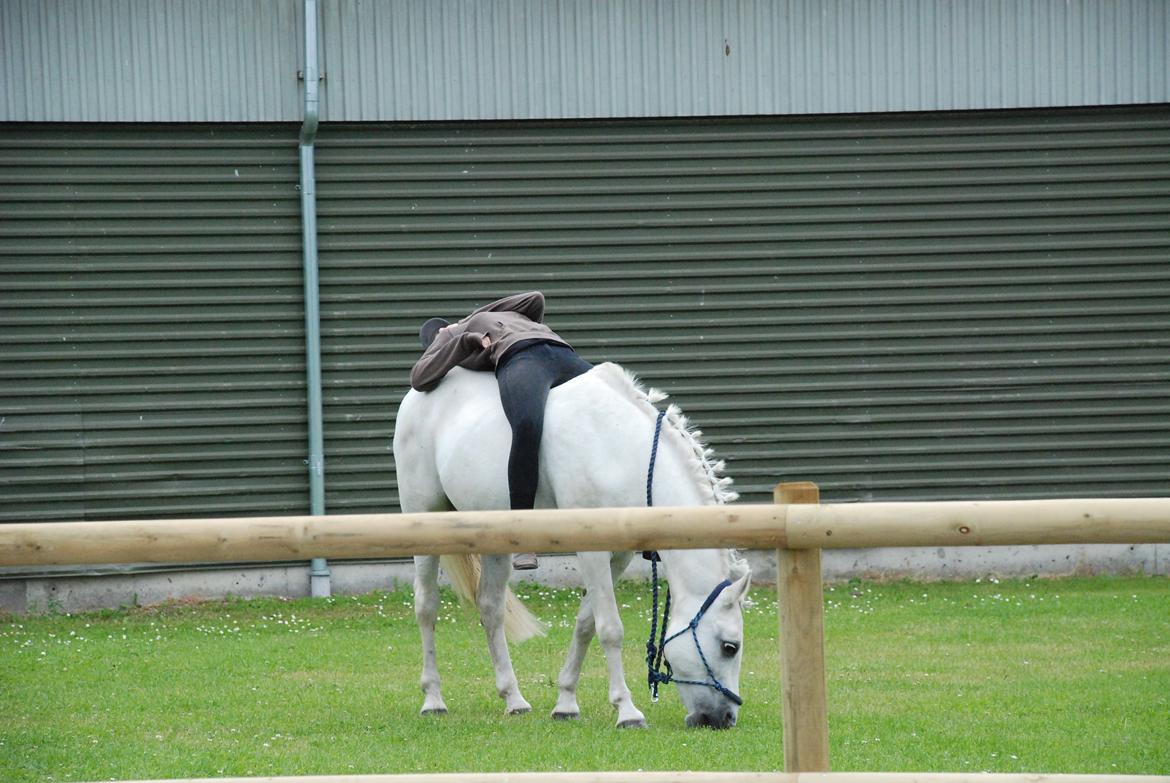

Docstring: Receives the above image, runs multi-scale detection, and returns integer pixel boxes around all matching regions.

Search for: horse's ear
[724,572,751,608]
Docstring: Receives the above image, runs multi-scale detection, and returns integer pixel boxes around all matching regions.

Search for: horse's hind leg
[414,554,448,715]
[477,554,532,715]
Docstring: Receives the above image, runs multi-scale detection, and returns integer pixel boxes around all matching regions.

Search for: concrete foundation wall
[1,545,1164,615]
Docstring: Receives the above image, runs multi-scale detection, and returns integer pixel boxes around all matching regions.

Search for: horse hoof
[420,708,448,717]
[617,718,649,729]
[551,711,579,721]
[507,706,532,716]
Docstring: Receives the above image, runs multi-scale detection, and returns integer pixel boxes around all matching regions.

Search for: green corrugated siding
[315,107,1170,509]
[2,108,1168,525]
[0,124,309,522]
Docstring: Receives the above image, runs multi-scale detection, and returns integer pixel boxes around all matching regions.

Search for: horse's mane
[590,362,740,509]
[590,364,750,583]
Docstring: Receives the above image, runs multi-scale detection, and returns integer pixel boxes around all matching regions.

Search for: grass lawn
[1,575,1168,781]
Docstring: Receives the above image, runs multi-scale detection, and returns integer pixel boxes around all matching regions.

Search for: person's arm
[470,291,546,323]
[410,329,489,391]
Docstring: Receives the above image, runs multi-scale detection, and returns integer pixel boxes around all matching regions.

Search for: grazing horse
[393,362,750,728]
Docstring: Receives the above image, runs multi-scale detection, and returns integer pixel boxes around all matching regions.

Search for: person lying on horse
[411,291,592,570]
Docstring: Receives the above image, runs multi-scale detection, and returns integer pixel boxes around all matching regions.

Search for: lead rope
[646,555,673,701]
[643,409,669,700]
[644,409,666,508]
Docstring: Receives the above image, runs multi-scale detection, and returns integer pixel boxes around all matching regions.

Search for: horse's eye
[721,641,740,657]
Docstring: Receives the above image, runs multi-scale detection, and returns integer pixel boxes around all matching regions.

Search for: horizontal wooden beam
[785,498,1170,549]
[93,771,1170,783]
[0,505,787,567]
[3,498,1169,568]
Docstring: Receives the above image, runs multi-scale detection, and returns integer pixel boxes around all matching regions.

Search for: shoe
[512,553,538,571]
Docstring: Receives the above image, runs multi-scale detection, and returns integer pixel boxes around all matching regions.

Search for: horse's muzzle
[685,709,737,730]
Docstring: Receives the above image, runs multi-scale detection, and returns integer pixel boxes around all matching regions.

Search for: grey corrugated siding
[0,124,308,522]
[321,0,1170,120]
[4,0,1169,122]
[1,0,303,122]
[315,106,1170,508]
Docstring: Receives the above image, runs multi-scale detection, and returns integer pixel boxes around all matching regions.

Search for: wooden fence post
[774,481,829,772]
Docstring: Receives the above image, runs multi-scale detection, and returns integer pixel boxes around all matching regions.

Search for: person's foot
[512,553,538,571]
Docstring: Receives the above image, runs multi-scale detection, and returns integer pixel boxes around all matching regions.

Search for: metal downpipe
[299,0,329,597]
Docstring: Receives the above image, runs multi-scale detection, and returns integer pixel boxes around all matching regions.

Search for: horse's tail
[439,554,547,643]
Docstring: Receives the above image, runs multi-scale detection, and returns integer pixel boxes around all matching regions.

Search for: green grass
[2,576,1168,781]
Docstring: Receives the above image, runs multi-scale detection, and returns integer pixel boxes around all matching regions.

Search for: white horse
[393,362,750,729]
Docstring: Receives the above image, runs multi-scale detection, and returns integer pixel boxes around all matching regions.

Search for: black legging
[494,341,593,510]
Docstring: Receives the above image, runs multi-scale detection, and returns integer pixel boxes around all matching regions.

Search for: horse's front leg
[553,551,635,721]
[575,551,646,728]
[414,555,448,715]
[552,591,593,720]
[477,553,532,715]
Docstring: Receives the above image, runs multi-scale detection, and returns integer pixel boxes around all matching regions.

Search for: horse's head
[663,570,751,729]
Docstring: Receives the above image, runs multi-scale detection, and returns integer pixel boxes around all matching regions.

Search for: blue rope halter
[643,409,743,707]
[646,569,743,706]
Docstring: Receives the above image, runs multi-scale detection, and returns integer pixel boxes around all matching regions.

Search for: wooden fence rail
[104,773,1169,783]
[1,495,1167,567]
[4,483,1168,783]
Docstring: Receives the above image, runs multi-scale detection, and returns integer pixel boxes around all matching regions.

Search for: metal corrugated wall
[1,0,304,122]
[6,0,1170,123]
[319,0,1170,121]
[0,124,308,522]
[3,108,1168,523]
[315,106,1170,508]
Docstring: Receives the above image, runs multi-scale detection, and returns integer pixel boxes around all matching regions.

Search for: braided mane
[593,363,749,583]
[592,362,739,506]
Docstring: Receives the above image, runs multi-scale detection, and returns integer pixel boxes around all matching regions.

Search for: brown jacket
[409,291,572,392]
